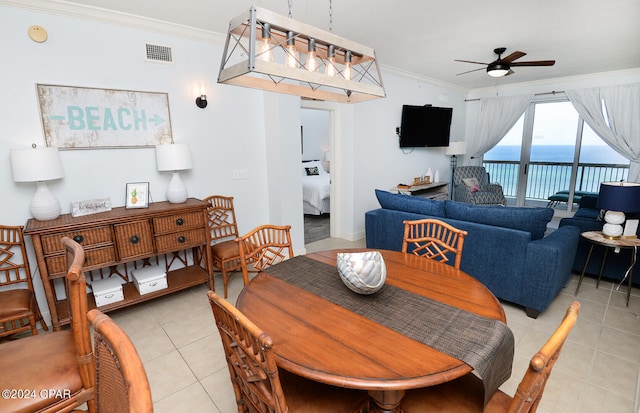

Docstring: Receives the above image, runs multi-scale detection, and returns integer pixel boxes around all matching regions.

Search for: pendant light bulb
[257,23,273,62]
[343,51,353,80]
[285,31,299,68]
[325,45,337,77]
[306,38,318,72]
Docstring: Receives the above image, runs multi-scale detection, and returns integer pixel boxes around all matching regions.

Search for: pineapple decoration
[130,188,138,205]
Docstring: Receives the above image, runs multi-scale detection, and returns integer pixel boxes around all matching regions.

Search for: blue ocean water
[484,145,628,164]
[483,145,629,198]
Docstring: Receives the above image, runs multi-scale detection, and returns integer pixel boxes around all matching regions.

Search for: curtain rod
[464,90,566,102]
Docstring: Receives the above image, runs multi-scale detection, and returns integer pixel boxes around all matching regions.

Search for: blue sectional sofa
[365,190,581,318]
[559,195,640,286]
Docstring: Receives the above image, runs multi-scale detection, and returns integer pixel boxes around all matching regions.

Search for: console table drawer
[45,245,117,276]
[155,228,206,253]
[153,211,204,234]
[41,226,113,254]
[114,220,154,260]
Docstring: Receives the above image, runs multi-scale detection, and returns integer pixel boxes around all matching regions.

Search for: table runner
[262,255,514,404]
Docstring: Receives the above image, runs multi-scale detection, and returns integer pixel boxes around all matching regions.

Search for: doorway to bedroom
[301,108,331,244]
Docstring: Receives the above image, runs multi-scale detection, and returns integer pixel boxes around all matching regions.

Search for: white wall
[0,5,305,323]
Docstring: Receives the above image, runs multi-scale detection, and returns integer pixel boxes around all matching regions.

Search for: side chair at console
[204,195,243,298]
[0,224,48,338]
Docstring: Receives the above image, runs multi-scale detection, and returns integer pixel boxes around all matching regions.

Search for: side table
[575,231,640,306]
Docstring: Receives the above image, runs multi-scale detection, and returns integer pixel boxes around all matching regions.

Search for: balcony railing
[483,161,629,201]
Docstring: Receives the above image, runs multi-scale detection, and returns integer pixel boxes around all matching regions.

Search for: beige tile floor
[104,236,640,413]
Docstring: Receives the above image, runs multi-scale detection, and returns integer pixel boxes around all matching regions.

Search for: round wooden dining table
[236,249,507,413]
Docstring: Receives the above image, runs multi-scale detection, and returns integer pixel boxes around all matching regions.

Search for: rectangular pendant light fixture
[218,6,386,103]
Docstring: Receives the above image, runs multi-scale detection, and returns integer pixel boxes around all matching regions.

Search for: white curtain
[566,84,640,182]
[468,94,534,166]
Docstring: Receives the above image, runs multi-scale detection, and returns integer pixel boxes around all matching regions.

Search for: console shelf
[25,198,213,331]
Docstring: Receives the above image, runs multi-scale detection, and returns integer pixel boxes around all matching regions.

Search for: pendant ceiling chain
[288,0,293,18]
[329,0,333,31]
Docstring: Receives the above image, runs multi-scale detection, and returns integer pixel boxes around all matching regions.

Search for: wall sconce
[10,144,64,221]
[155,143,193,203]
[195,91,207,108]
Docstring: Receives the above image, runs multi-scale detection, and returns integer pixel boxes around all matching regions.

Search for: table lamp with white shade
[155,143,192,204]
[10,145,64,221]
[597,181,640,239]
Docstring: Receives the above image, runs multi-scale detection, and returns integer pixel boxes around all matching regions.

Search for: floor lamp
[445,142,467,201]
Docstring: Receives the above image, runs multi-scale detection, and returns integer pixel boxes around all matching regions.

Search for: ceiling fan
[455,47,555,77]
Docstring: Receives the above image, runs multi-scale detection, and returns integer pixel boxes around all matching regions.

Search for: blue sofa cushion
[375,189,445,217]
[444,201,553,240]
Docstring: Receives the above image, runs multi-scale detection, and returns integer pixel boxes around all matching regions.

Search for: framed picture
[37,84,173,149]
[125,182,149,209]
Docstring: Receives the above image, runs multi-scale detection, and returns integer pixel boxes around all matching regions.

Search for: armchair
[453,166,506,206]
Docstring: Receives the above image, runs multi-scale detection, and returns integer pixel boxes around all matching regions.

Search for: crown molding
[380,64,469,93]
[0,0,226,44]
[467,68,640,99]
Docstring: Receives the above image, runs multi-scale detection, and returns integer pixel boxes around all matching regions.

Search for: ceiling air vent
[145,43,174,64]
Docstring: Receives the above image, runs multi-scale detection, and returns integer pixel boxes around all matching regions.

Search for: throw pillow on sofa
[375,189,446,217]
[462,177,480,193]
[444,201,553,240]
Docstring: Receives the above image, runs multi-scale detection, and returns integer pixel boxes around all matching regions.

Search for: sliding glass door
[484,99,629,210]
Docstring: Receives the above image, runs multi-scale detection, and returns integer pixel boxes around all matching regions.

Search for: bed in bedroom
[302,160,330,215]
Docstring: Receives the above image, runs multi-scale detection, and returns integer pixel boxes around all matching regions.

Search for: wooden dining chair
[0,237,96,413]
[0,224,48,338]
[204,195,243,298]
[86,309,153,413]
[207,290,369,413]
[401,218,468,269]
[401,301,581,413]
[236,224,294,286]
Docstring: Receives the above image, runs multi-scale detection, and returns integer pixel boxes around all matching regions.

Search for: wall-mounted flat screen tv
[399,105,453,148]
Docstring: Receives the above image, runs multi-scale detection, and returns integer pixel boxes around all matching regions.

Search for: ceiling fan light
[487,62,509,77]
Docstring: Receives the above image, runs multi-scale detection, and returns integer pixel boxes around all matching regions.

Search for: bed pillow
[305,166,320,176]
[302,160,327,176]
[375,189,445,217]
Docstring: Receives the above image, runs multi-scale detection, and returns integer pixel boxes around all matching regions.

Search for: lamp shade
[155,144,193,171]
[597,182,640,213]
[10,146,64,182]
[445,141,467,156]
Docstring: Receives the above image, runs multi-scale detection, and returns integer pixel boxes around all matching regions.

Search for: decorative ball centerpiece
[336,251,386,294]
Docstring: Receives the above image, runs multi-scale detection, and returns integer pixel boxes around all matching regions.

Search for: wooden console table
[24,198,213,330]
[391,182,448,200]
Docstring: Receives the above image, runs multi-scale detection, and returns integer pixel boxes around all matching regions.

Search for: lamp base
[31,181,61,221]
[166,171,188,204]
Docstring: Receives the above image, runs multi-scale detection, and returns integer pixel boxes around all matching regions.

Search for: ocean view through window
[483,100,630,207]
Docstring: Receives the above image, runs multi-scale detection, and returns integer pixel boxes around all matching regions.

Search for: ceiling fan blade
[456,67,486,76]
[454,59,489,65]
[510,60,556,67]
[501,51,526,63]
